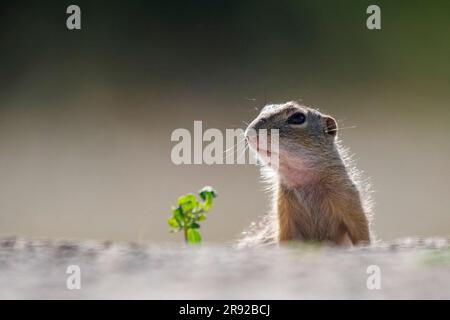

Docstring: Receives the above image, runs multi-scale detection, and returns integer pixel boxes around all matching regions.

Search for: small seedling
[168,186,217,244]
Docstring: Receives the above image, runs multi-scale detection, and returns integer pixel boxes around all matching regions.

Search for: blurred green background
[0,0,449,242]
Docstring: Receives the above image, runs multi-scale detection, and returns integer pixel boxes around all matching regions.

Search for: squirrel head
[245,101,339,176]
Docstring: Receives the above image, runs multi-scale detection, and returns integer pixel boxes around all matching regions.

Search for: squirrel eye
[287,112,306,125]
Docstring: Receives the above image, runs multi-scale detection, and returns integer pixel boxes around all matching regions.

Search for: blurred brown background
[0,0,449,243]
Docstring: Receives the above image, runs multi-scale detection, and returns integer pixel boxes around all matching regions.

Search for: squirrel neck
[274,149,361,242]
[277,147,349,189]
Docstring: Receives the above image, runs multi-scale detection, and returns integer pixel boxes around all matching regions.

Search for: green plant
[167,186,217,244]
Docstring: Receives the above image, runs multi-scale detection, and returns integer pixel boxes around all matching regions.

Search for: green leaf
[167,217,179,229]
[192,208,204,216]
[178,194,199,213]
[187,228,202,244]
[189,222,201,229]
[199,186,217,211]
[199,186,217,201]
[198,214,206,222]
[172,206,184,224]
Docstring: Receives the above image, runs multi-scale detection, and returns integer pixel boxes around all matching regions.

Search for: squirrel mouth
[246,135,275,157]
[257,134,275,156]
[257,146,272,157]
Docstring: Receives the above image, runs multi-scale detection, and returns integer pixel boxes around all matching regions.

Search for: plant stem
[184,215,188,244]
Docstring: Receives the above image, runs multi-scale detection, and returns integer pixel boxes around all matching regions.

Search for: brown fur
[239,102,373,247]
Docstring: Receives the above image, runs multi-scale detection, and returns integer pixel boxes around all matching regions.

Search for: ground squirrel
[240,102,373,247]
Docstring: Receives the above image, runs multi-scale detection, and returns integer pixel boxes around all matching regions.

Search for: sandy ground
[0,236,448,299]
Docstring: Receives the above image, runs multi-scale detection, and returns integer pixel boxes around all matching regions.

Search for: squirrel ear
[325,116,338,136]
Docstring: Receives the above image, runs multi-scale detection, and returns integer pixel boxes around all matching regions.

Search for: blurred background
[0,0,449,243]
